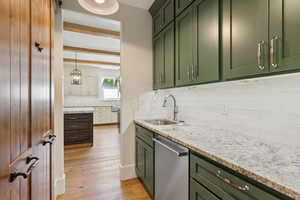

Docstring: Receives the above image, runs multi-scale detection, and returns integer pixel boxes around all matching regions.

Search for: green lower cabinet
[269,0,300,73]
[190,178,220,200]
[190,152,291,200]
[135,136,154,197]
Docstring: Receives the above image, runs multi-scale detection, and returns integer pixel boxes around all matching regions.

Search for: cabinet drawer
[190,178,220,200]
[64,113,92,121]
[190,153,284,200]
[135,125,154,147]
[64,121,92,131]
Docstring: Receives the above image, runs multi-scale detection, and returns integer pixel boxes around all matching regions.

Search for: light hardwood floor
[57,125,152,200]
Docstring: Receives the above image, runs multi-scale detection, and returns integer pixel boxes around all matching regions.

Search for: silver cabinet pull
[187,65,190,80]
[270,36,279,68]
[191,65,195,80]
[257,41,265,70]
[216,170,250,192]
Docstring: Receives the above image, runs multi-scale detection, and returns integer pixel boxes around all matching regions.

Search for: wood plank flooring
[57,125,152,200]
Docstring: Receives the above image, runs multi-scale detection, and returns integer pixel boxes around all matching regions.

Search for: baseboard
[54,173,66,198]
[119,164,137,181]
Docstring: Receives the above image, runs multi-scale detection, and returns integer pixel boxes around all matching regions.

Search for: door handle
[216,170,250,191]
[10,157,40,182]
[34,42,44,52]
[153,138,188,157]
[42,133,56,146]
[257,41,265,70]
[191,65,195,80]
[270,36,279,68]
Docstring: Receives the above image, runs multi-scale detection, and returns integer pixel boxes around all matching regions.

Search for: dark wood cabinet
[64,113,94,146]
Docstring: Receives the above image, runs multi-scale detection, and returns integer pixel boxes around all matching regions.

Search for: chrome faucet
[162,94,178,121]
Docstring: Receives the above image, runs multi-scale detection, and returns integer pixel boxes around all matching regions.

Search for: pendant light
[78,0,120,16]
[70,52,82,85]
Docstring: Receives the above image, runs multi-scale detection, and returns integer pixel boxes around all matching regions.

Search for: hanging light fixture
[70,52,82,85]
[78,0,120,16]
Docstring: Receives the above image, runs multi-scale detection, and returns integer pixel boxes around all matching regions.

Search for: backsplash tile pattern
[135,73,300,147]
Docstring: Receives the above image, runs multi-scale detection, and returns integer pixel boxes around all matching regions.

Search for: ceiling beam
[64,58,120,67]
[64,22,120,39]
[64,46,120,56]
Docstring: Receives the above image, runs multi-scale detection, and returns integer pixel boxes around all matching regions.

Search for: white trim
[119,164,136,181]
[54,173,66,197]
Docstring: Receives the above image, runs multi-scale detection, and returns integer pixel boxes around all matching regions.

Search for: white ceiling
[118,0,155,9]
[63,10,121,70]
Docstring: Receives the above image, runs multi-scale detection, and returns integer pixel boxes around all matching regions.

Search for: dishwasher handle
[153,138,188,157]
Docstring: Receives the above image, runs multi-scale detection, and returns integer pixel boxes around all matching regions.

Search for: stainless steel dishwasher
[153,135,189,200]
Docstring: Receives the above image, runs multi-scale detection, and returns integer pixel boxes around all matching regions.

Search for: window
[102,77,120,100]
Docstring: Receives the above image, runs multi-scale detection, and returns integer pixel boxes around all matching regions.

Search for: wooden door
[223,0,269,80]
[143,142,154,197]
[135,137,145,180]
[31,0,52,199]
[195,0,219,83]
[153,10,162,36]
[176,6,197,86]
[270,0,300,72]
[0,0,33,199]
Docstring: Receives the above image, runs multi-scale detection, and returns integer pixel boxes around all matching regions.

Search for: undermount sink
[145,119,178,126]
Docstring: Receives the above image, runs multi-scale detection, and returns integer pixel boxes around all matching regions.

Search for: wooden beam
[64,46,120,56]
[64,22,120,39]
[64,58,120,67]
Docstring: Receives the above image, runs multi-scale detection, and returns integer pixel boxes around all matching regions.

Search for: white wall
[53,7,65,197]
[62,1,153,180]
[135,73,300,148]
[64,64,120,107]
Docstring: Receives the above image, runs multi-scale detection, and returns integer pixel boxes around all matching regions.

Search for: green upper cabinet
[153,10,163,36]
[269,0,300,73]
[152,0,174,37]
[175,0,194,16]
[194,0,219,84]
[153,34,164,89]
[175,6,196,86]
[154,22,175,89]
[176,0,219,87]
[223,0,269,80]
[162,0,174,28]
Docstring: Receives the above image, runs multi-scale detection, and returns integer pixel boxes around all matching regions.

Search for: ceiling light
[78,0,120,16]
[95,0,105,4]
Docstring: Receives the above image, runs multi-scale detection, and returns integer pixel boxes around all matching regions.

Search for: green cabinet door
[135,137,145,180]
[190,179,220,200]
[175,0,195,16]
[162,22,175,88]
[153,10,162,36]
[153,34,164,89]
[162,0,174,28]
[223,0,269,80]
[143,142,154,197]
[194,0,219,84]
[270,0,300,72]
[175,6,197,86]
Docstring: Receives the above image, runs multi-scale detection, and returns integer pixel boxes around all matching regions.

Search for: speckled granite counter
[64,107,95,114]
[135,119,300,200]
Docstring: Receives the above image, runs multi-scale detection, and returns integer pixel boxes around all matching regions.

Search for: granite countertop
[64,107,95,114]
[135,119,300,200]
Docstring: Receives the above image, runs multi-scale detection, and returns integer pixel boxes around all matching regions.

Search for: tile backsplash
[135,73,300,147]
